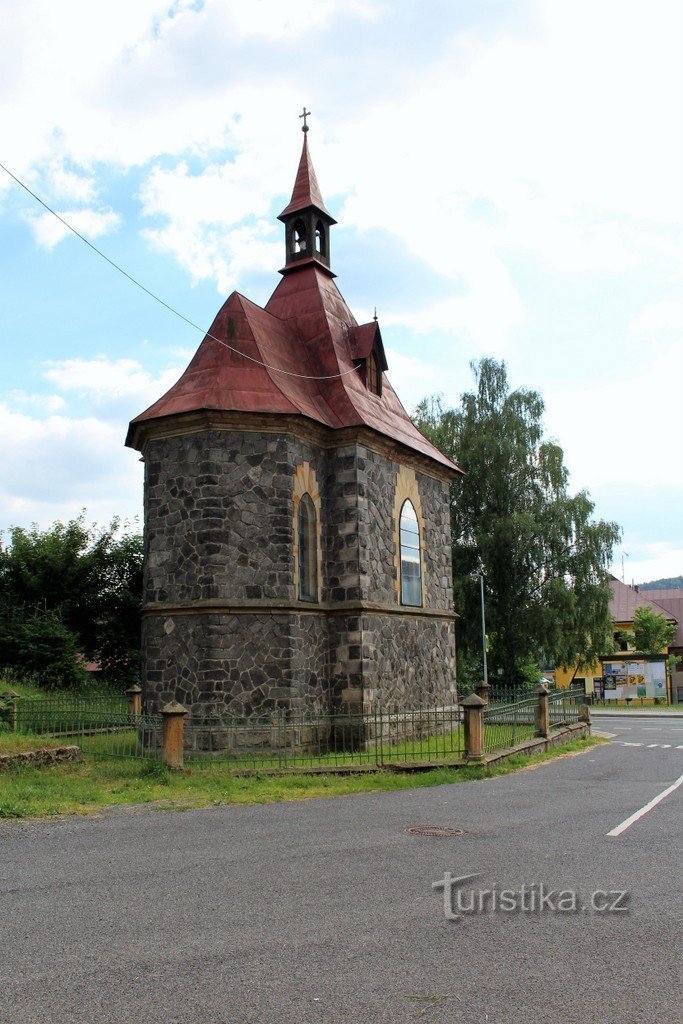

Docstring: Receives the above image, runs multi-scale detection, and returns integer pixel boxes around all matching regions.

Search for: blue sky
[0,0,681,584]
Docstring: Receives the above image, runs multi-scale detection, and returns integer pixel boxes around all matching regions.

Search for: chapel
[126,118,462,717]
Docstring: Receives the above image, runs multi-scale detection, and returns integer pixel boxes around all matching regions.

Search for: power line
[0,161,362,382]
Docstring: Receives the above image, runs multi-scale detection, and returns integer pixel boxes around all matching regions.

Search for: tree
[631,606,676,655]
[0,515,143,688]
[414,359,621,687]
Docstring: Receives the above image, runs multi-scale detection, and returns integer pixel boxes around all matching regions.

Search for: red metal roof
[127,135,460,474]
[278,134,336,222]
[127,264,460,472]
[609,577,677,625]
[639,589,683,647]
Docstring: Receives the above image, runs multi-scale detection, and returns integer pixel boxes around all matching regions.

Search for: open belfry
[126,114,462,717]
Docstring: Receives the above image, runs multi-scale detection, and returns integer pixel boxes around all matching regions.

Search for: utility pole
[480,572,488,685]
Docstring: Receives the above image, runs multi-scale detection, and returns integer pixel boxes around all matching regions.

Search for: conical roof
[278,134,336,223]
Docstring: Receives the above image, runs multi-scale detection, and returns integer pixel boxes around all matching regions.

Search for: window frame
[399,498,423,607]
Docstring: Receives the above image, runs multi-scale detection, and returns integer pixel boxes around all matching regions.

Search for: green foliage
[0,514,143,689]
[638,575,683,590]
[0,606,90,690]
[631,606,677,655]
[414,359,620,685]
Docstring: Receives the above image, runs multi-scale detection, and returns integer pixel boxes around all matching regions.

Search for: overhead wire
[0,161,363,381]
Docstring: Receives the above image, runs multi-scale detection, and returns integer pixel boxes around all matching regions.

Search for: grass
[0,736,600,820]
[76,721,544,767]
[591,703,679,712]
[0,731,65,755]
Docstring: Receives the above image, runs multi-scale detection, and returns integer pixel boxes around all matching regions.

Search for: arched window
[314,220,325,256]
[297,494,318,602]
[399,499,422,606]
[292,219,307,254]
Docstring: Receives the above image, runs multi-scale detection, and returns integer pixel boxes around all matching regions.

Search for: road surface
[1,719,681,1023]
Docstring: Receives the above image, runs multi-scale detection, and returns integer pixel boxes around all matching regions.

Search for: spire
[278,110,337,275]
[278,133,336,223]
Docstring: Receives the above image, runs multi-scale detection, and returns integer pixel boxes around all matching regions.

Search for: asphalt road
[1,721,681,1024]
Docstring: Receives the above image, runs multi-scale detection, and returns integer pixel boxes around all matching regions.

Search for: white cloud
[0,355,196,529]
[631,296,683,335]
[611,543,683,588]
[42,356,186,419]
[383,348,454,413]
[27,208,120,250]
[0,402,142,532]
[8,391,66,413]
[543,338,683,491]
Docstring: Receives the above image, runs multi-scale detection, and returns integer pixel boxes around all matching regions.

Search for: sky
[0,0,681,585]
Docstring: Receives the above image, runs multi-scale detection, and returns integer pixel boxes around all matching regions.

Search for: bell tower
[278,108,337,274]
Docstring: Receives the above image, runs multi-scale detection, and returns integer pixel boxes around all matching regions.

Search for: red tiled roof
[278,134,336,222]
[609,577,677,625]
[639,589,683,647]
[127,264,460,472]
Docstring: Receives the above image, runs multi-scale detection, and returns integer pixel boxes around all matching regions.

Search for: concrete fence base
[0,745,83,771]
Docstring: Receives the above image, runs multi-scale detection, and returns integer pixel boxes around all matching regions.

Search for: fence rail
[483,696,538,753]
[185,704,465,769]
[1,685,590,769]
[549,687,584,727]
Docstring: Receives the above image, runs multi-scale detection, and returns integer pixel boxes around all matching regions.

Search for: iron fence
[482,696,538,753]
[548,687,583,726]
[1,686,587,768]
[2,695,161,760]
[185,704,465,769]
[9,695,128,736]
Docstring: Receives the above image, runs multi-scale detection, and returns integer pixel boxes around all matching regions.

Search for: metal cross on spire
[299,107,312,132]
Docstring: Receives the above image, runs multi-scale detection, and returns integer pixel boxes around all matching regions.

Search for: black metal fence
[549,687,583,726]
[1,686,588,769]
[483,696,538,753]
[0,694,161,759]
[184,704,465,769]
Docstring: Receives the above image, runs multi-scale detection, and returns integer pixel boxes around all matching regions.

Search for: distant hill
[638,576,683,591]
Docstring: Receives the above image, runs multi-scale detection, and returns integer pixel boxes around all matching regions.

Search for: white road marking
[677,745,683,750]
[607,773,683,837]
[647,743,660,748]
[661,744,672,749]
[621,742,643,747]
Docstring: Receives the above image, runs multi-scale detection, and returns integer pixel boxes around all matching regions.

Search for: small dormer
[278,128,336,275]
[349,321,389,397]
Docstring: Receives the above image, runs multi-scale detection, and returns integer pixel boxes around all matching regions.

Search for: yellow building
[555,577,678,703]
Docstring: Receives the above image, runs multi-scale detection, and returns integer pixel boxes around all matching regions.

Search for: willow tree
[414,359,620,687]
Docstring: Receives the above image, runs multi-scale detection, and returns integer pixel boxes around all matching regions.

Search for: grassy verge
[0,736,601,820]
[0,731,65,756]
[591,704,679,712]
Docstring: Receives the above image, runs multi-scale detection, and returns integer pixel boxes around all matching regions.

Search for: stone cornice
[142,598,457,621]
[128,410,458,483]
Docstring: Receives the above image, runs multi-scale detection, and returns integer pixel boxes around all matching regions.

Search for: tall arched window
[297,493,318,602]
[399,499,422,606]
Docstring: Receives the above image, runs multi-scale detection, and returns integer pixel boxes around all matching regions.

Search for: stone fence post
[1,690,20,732]
[578,699,591,727]
[126,684,142,717]
[161,701,188,770]
[535,683,550,738]
[461,693,486,762]
[475,680,490,706]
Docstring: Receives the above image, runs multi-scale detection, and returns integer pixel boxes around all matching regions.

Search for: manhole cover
[405,826,467,837]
